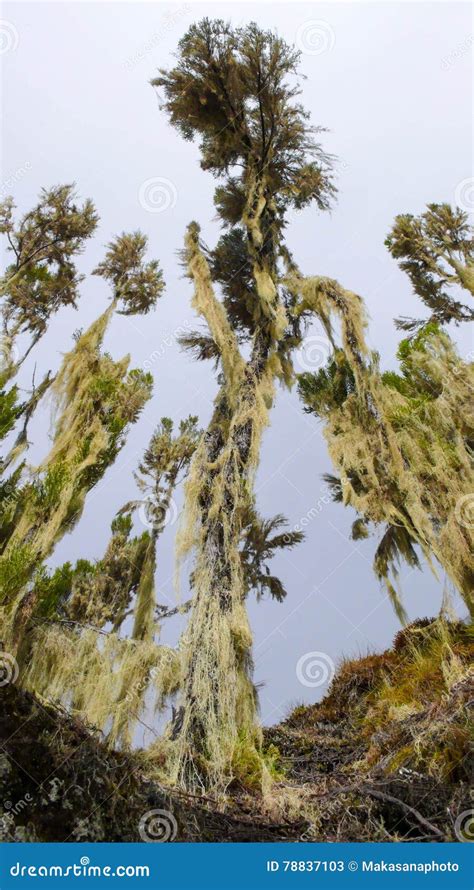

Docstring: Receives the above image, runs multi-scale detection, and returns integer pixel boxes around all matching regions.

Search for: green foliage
[35,519,151,629]
[298,353,356,417]
[154,19,333,204]
[121,415,200,537]
[111,512,133,536]
[178,330,221,366]
[241,509,304,602]
[0,378,21,442]
[0,543,35,601]
[210,228,257,338]
[0,185,98,374]
[351,518,369,541]
[32,563,75,619]
[372,525,421,624]
[385,203,474,331]
[31,460,70,512]
[0,464,24,551]
[93,231,165,315]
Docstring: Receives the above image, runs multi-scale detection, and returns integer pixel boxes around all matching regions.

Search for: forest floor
[1,618,472,842]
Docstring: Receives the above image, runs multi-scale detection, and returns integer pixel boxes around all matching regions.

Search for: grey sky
[1,1,472,738]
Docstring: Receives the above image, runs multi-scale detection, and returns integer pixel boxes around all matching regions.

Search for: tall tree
[154,19,334,790]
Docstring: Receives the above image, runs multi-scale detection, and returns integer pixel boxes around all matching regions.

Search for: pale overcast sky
[1,1,472,736]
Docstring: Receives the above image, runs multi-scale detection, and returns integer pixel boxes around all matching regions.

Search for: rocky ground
[1,618,472,842]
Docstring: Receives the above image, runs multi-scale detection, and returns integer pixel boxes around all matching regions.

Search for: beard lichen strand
[2,421,111,592]
[49,302,116,446]
[242,175,288,343]
[328,384,474,616]
[1,304,116,570]
[185,224,245,403]
[0,297,153,607]
[293,273,474,617]
[132,472,185,643]
[131,535,157,643]
[393,333,474,609]
[16,617,181,748]
[4,509,179,747]
[289,275,370,382]
[16,476,186,745]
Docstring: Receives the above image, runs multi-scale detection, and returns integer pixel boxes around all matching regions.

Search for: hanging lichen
[0,195,184,748]
[9,417,200,749]
[0,308,153,603]
[0,228,164,605]
[297,274,474,620]
[1,507,177,749]
[22,620,181,749]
